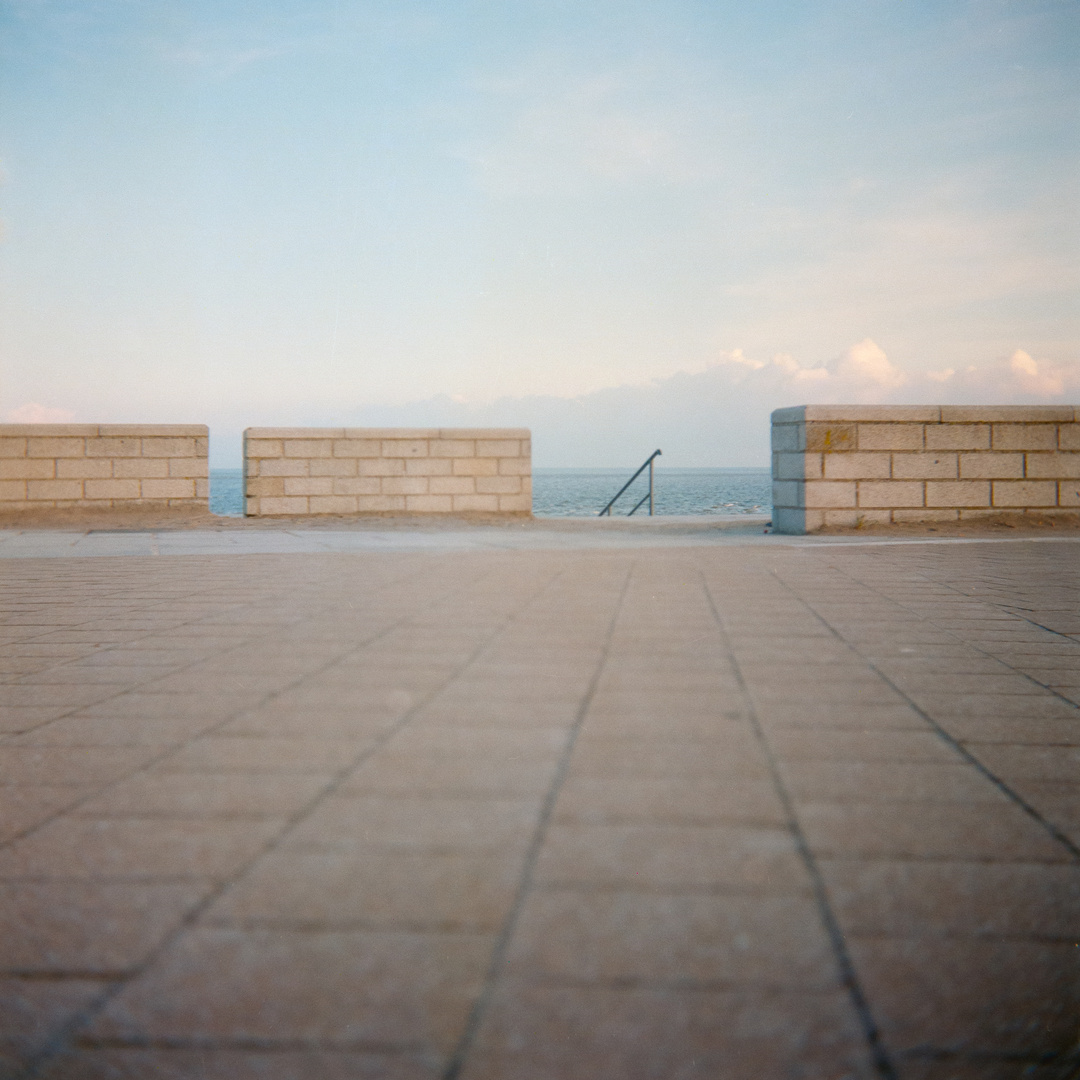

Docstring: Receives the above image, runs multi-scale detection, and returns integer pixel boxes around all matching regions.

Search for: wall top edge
[771,405,1078,424]
[0,424,208,437]
[770,407,807,423]
[0,425,102,436]
[97,425,209,436]
[805,406,943,422]
[245,428,349,438]
[244,427,531,439]
[937,405,1077,422]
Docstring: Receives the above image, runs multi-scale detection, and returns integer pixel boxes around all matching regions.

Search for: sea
[209,467,772,519]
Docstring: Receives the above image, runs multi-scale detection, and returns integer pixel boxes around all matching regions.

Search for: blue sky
[1,0,1077,465]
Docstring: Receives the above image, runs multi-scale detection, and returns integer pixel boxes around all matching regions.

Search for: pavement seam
[5,540,1077,1076]
[0,553,406,743]
[699,567,901,1080]
[0,555,438,846]
[895,1046,1080,1078]
[441,558,636,1080]
[778,560,1080,861]
[834,547,1080,709]
[12,554,545,1078]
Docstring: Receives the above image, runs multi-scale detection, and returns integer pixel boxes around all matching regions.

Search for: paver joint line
[2,536,1077,1077]
[700,570,901,1080]
[440,559,635,1080]
[13,554,561,1077]
[773,563,1080,862]
[835,542,1080,690]
[0,588,295,846]
[0,554,440,845]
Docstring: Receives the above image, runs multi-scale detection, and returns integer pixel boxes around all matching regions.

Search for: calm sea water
[210,470,246,516]
[533,468,771,517]
[209,468,771,518]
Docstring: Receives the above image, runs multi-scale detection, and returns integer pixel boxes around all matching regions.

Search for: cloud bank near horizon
[268,341,1080,467]
[8,339,1077,467]
[352,341,1079,467]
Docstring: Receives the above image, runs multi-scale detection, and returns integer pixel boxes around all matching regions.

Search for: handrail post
[598,449,662,516]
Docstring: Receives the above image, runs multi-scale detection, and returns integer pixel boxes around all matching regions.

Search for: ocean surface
[209,470,246,517]
[532,468,771,517]
[209,468,771,519]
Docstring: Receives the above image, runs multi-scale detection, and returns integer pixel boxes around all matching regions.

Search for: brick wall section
[0,425,209,511]
[244,428,532,515]
[771,406,1080,533]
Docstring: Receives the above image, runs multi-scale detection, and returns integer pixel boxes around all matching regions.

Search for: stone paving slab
[0,530,1077,1079]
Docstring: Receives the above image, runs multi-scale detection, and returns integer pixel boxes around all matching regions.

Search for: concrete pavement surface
[0,520,1077,1079]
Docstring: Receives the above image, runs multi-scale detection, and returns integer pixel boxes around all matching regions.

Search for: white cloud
[768,353,829,383]
[717,348,765,371]
[1007,349,1067,396]
[709,340,1078,406]
[833,338,907,392]
[6,403,76,423]
[715,339,908,398]
[915,350,1080,402]
[925,368,956,383]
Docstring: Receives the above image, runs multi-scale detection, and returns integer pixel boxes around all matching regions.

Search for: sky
[1,0,1077,467]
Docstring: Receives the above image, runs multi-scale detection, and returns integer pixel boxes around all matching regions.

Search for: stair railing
[599,449,662,516]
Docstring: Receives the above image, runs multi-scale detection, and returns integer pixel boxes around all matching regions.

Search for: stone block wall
[244,428,531,515]
[0,425,209,511]
[772,406,1080,533]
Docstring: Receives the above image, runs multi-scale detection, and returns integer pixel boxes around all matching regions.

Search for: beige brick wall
[771,406,1080,533]
[0,425,209,511]
[244,428,532,516]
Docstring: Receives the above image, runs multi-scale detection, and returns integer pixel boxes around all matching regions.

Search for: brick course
[244,428,532,516]
[771,407,1080,533]
[0,425,208,511]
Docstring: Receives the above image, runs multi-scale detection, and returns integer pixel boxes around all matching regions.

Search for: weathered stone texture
[0,425,209,511]
[771,406,1079,532]
[244,428,532,516]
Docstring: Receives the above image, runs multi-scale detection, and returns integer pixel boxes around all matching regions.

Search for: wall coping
[0,424,209,437]
[245,427,530,439]
[771,405,1078,423]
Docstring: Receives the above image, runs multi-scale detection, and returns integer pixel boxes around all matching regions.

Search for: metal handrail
[599,449,662,516]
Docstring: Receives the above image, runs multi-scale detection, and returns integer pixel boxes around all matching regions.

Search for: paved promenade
[0,522,1077,1079]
